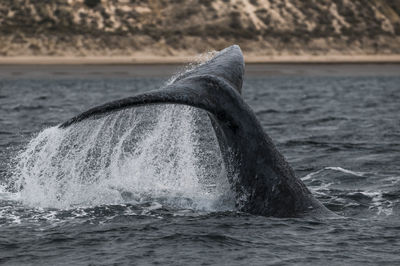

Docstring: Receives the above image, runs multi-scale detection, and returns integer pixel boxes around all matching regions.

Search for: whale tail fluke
[59,45,333,218]
[59,45,244,129]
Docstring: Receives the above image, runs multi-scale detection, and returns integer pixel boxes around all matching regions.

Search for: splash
[10,104,234,211]
[166,50,217,85]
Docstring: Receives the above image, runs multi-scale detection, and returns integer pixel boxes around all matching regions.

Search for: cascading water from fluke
[11,104,234,211]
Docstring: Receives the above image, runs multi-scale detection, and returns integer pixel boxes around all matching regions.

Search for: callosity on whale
[60,45,333,218]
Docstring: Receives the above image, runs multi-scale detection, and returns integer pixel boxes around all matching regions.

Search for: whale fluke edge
[60,45,334,218]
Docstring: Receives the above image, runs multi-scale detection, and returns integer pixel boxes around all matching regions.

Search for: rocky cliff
[1,0,400,56]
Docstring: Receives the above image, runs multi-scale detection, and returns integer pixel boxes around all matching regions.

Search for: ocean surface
[1,64,400,265]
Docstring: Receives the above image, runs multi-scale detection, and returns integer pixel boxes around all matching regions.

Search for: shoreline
[1,55,400,64]
[1,63,399,79]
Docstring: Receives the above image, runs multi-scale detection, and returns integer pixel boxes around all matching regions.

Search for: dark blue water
[1,65,400,265]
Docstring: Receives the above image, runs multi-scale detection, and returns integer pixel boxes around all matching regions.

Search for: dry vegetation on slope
[1,0,400,56]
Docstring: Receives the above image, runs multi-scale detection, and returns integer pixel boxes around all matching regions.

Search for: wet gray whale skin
[60,45,332,218]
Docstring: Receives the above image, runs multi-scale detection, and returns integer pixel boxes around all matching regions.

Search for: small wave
[256,109,280,115]
[286,107,314,114]
[0,130,12,135]
[11,104,46,111]
[324,167,367,177]
[302,116,348,126]
[284,139,331,148]
[255,107,314,115]
[301,166,366,181]
[35,95,49,100]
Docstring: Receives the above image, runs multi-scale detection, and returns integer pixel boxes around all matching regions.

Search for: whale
[60,45,333,217]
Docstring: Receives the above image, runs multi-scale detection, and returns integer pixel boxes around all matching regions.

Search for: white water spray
[11,104,234,210]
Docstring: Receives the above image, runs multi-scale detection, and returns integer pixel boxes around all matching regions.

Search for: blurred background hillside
[1,0,400,57]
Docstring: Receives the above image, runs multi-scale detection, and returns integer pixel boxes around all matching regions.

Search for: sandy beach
[1,55,400,65]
